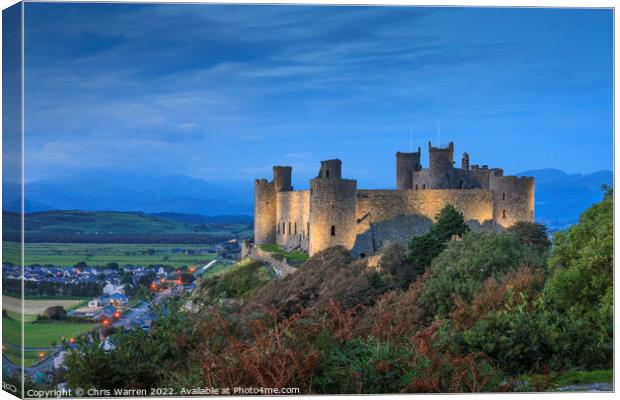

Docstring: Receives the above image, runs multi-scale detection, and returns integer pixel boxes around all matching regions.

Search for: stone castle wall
[276,190,310,250]
[352,189,494,256]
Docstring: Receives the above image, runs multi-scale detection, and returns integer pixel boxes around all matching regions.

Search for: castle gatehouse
[254,142,534,256]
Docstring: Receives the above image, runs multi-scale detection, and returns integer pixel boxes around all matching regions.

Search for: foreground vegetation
[64,189,613,393]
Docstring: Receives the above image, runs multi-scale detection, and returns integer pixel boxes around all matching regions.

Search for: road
[194,258,218,278]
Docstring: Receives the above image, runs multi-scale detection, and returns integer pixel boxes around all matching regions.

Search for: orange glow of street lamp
[113,311,121,319]
[38,352,45,358]
[69,337,75,344]
[102,319,110,326]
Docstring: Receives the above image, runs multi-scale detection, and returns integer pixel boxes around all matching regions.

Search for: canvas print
[1,2,614,397]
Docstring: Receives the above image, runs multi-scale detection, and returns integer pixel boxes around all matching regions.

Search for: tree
[507,221,551,255]
[105,262,120,270]
[43,306,67,320]
[408,204,469,271]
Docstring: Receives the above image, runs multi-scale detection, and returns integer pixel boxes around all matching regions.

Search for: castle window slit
[459,181,464,189]
[331,225,336,236]
[502,210,506,219]
[288,222,291,235]
[283,223,286,234]
[502,192,506,201]
[294,222,297,234]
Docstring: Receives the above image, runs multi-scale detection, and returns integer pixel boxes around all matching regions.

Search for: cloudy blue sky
[24,4,613,189]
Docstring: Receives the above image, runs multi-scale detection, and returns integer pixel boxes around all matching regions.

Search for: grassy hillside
[3,210,252,243]
[193,258,274,305]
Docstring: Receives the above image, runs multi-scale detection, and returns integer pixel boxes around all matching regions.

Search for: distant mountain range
[516,168,612,230]
[4,171,253,216]
[2,168,612,231]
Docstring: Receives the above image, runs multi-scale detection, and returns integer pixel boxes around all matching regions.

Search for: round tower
[489,174,535,229]
[309,165,357,255]
[396,149,421,190]
[273,166,292,192]
[427,141,455,188]
[318,159,342,179]
[254,179,277,244]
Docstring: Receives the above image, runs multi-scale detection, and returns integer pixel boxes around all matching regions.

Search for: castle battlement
[254,142,534,256]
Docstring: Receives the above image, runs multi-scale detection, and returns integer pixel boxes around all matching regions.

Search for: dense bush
[420,231,546,317]
[540,188,613,370]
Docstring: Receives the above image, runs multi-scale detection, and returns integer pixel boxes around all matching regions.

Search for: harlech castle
[253,142,534,257]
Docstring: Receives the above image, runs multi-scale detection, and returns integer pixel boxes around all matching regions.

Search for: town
[1,240,240,386]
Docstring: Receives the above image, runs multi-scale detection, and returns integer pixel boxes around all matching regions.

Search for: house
[108,293,128,306]
[88,298,102,308]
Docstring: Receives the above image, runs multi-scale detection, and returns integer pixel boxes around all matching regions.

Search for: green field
[2,316,96,366]
[3,210,253,243]
[3,242,217,267]
[2,317,95,348]
[257,243,309,265]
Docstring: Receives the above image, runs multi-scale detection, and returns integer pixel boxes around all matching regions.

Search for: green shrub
[420,232,545,317]
[462,296,558,374]
[541,188,612,370]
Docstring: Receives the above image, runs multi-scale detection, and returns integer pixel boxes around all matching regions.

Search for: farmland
[2,316,95,367]
[3,210,252,243]
[2,295,87,314]
[3,242,218,268]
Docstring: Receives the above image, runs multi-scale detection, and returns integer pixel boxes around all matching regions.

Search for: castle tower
[273,166,293,192]
[254,178,277,244]
[318,159,342,179]
[489,173,535,229]
[427,141,455,188]
[309,159,357,255]
[461,152,470,170]
[396,149,421,190]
